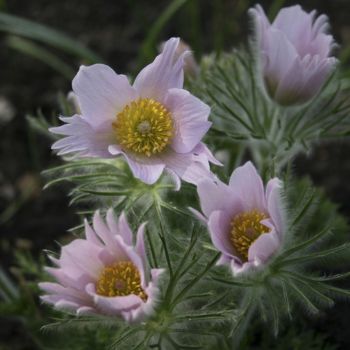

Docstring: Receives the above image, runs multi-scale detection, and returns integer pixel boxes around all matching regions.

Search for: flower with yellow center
[194,161,284,275]
[230,210,270,261]
[39,210,164,322]
[113,98,173,157]
[50,37,216,186]
[96,261,147,301]
[250,4,337,106]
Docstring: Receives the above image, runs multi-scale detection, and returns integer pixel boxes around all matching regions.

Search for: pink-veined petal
[188,207,207,224]
[193,143,222,167]
[84,219,103,247]
[297,57,337,102]
[123,153,165,185]
[197,177,240,218]
[105,208,119,238]
[229,161,266,211]
[86,283,143,316]
[274,56,306,105]
[165,88,211,153]
[117,212,133,246]
[266,178,284,236]
[273,5,315,55]
[133,38,185,102]
[114,235,147,288]
[92,211,129,259]
[208,210,237,258]
[50,115,115,158]
[72,64,138,128]
[159,149,214,186]
[230,259,257,276]
[59,239,104,281]
[248,229,281,262]
[263,28,298,96]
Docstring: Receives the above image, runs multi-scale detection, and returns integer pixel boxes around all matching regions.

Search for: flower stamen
[113,98,173,157]
[230,210,270,261]
[96,261,147,301]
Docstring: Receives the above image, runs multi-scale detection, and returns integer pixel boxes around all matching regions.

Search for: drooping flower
[39,210,164,322]
[193,161,284,275]
[249,4,337,105]
[50,37,219,188]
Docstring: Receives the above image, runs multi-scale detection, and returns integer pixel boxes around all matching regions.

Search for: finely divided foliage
[22,3,350,350]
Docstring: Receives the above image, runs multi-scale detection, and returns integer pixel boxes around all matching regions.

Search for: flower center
[113,98,173,157]
[230,210,270,262]
[96,261,147,301]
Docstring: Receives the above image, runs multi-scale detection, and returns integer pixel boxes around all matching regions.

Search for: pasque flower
[193,162,284,275]
[250,4,337,105]
[50,37,219,187]
[39,210,164,322]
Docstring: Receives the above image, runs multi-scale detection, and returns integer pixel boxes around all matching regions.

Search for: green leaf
[0,268,19,302]
[275,226,332,263]
[289,187,316,227]
[7,35,75,79]
[0,11,102,63]
[26,111,56,139]
[284,278,319,314]
[171,253,220,307]
[280,243,350,266]
[173,310,232,322]
[111,326,144,347]
[281,271,335,308]
[211,277,253,288]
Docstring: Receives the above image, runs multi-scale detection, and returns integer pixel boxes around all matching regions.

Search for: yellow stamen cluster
[230,210,270,261]
[96,261,147,301]
[113,98,173,157]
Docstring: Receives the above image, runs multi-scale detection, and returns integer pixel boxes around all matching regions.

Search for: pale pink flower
[39,210,164,323]
[193,162,284,275]
[250,4,337,105]
[50,38,219,188]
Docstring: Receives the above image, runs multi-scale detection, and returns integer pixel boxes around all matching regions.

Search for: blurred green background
[0,0,350,349]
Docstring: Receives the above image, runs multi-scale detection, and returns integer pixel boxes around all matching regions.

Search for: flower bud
[250,4,337,105]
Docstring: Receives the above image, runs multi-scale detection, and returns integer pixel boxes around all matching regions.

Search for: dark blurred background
[0,0,350,349]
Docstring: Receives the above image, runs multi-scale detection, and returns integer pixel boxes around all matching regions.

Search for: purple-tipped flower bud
[250,4,337,105]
